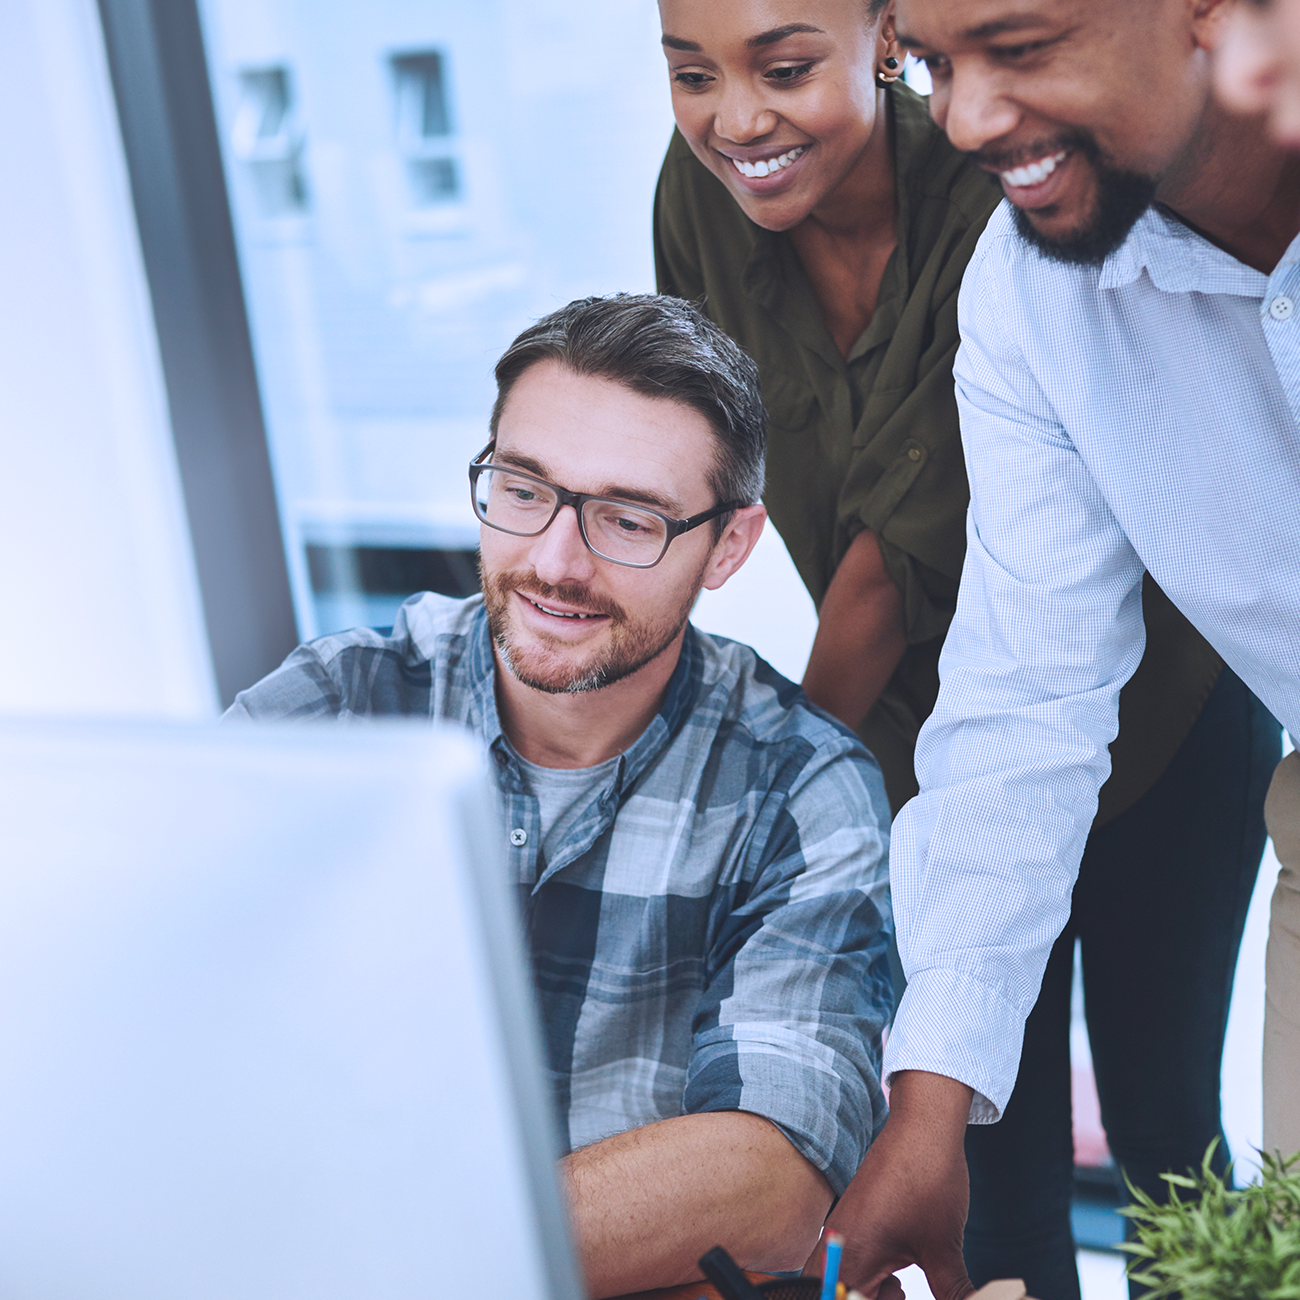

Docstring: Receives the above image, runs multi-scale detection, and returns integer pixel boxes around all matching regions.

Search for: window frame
[95,0,298,707]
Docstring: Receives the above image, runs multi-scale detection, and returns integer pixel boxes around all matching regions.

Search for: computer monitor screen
[0,719,581,1300]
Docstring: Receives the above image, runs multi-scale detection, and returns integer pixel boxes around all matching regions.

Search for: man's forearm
[876,1069,973,1163]
[563,1111,833,1299]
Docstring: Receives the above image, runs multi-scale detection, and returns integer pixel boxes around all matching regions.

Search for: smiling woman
[654,0,1000,812]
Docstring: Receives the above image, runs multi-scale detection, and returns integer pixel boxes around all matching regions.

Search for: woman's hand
[801,528,907,731]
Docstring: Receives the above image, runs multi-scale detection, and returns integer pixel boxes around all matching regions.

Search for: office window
[193,1,682,639]
[190,0,816,677]
[231,66,308,217]
[392,51,460,206]
[307,543,479,633]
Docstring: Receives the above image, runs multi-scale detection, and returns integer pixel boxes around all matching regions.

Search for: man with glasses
[229,293,894,1298]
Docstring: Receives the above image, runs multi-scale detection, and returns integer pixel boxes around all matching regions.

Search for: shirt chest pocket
[582,891,715,979]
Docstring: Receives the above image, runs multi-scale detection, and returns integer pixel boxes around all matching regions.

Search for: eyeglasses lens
[475,467,557,533]
[475,468,668,565]
[581,499,668,565]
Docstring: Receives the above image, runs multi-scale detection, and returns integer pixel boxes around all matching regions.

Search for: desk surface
[619,1276,1034,1300]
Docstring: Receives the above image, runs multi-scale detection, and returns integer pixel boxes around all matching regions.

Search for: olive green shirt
[654,82,1222,819]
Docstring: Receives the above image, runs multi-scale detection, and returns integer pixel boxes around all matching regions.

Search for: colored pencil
[819,1231,844,1300]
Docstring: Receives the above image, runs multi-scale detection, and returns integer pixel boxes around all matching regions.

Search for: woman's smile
[715,142,812,191]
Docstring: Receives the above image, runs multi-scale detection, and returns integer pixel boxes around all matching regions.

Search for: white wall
[0,0,216,719]
[692,523,818,683]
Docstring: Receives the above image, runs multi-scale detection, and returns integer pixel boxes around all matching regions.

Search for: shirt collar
[890,80,940,257]
[466,602,705,797]
[466,602,506,740]
[1097,204,1275,297]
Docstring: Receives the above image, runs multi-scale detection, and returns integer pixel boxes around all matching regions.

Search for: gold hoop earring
[876,56,902,86]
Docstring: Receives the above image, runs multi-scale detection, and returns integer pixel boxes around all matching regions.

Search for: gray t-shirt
[511,746,620,867]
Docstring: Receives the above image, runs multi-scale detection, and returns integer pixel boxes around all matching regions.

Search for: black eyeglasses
[468,444,744,569]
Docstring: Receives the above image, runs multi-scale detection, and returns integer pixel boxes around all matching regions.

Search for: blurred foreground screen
[0,719,581,1300]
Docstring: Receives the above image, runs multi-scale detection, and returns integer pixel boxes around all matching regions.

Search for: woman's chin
[728,184,817,233]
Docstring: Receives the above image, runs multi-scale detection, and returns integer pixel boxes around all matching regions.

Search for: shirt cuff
[881,967,1027,1124]
[685,1034,883,1195]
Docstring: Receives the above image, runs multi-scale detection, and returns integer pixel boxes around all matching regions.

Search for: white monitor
[0,718,582,1300]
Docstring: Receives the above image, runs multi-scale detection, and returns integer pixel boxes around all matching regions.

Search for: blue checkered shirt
[886,201,1300,1122]
[228,592,893,1193]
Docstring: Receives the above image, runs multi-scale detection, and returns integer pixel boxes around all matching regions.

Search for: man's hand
[808,1071,975,1300]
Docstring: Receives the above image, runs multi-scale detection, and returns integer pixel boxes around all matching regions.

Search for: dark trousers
[963,667,1281,1300]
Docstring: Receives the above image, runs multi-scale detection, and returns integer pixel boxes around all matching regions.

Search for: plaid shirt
[228,593,893,1192]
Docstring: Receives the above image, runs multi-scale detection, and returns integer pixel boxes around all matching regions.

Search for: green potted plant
[1121,1143,1300,1299]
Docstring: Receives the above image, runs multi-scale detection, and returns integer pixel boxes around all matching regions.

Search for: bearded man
[228,293,894,1299]
[816,2,1300,1298]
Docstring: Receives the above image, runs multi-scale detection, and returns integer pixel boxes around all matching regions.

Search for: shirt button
[509,828,528,847]
[907,447,923,462]
[1270,295,1294,320]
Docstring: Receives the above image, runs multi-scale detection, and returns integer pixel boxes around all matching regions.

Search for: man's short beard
[481,567,699,696]
[1006,131,1158,267]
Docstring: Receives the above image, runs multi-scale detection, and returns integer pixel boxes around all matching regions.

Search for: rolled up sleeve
[224,644,343,720]
[856,338,969,648]
[684,739,894,1194]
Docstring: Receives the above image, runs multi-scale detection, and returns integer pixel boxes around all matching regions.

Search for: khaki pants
[1264,748,1300,1160]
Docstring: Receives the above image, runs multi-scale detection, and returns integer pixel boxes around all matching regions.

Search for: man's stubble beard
[481,564,706,696]
[1003,129,1159,267]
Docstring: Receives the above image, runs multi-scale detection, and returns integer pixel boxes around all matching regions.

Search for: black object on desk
[698,1248,822,1300]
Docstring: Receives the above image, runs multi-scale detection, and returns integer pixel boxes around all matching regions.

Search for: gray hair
[490,294,766,524]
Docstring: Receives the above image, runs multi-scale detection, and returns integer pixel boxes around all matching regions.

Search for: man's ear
[700,504,767,591]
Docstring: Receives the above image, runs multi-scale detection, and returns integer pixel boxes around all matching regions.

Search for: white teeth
[731,146,805,179]
[535,601,593,619]
[1000,150,1067,188]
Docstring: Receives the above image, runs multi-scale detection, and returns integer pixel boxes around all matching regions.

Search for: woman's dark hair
[490,294,767,521]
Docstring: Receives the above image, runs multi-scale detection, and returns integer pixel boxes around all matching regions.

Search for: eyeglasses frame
[467,443,745,569]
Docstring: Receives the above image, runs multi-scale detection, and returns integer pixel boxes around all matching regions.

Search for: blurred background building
[199,0,689,638]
